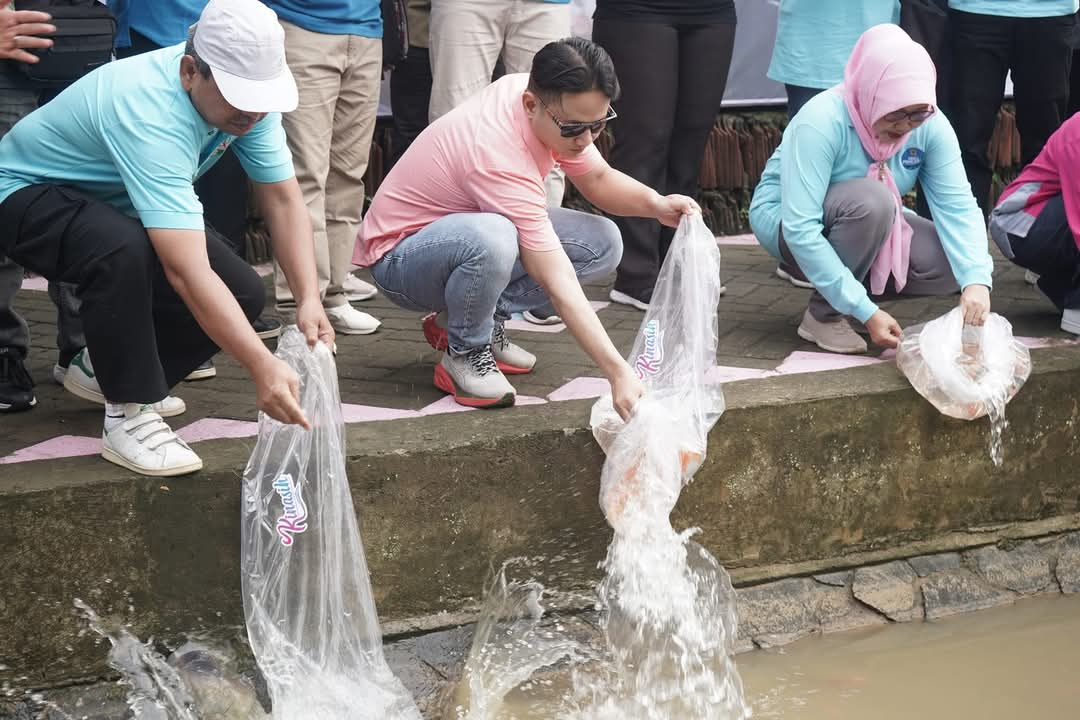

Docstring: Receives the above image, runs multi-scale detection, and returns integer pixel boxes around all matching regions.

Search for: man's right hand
[865,309,902,349]
[610,365,646,421]
[254,355,311,429]
[0,3,54,64]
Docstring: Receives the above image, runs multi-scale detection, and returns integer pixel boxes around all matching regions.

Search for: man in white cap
[0,0,333,477]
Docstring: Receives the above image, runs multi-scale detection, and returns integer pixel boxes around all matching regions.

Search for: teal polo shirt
[749,91,993,323]
[768,0,900,90]
[948,0,1078,17]
[0,44,294,231]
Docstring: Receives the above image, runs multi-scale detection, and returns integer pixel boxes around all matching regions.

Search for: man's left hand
[653,193,701,228]
[297,300,335,350]
[959,284,991,327]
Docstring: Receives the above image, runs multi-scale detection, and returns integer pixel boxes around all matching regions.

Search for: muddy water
[491,594,1080,720]
[742,594,1080,719]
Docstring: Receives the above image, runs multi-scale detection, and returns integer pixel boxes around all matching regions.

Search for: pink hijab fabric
[838,24,937,295]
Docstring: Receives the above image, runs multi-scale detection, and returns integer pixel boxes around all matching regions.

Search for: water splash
[448,523,750,720]
[74,599,267,720]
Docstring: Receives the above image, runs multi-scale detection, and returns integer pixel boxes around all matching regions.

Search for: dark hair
[184,27,213,79]
[528,37,620,102]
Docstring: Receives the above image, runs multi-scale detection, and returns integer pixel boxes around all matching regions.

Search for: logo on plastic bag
[273,473,308,547]
[633,320,664,378]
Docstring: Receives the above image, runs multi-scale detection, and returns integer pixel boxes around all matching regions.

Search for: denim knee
[587,214,623,276]
[460,213,519,278]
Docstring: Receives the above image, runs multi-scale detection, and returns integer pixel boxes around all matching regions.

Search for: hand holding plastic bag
[896,307,1031,421]
[590,214,725,531]
[240,328,420,720]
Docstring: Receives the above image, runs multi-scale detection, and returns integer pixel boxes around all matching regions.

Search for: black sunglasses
[537,97,617,138]
[881,106,936,123]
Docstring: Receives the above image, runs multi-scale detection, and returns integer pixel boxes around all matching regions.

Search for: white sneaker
[343,273,378,302]
[523,309,563,325]
[64,349,187,417]
[1062,309,1080,335]
[102,405,202,477]
[326,304,381,335]
[1024,269,1040,285]
[609,288,651,311]
[797,309,868,354]
[777,265,814,289]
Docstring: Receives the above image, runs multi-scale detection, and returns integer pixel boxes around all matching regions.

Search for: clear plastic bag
[896,307,1031,421]
[590,214,726,531]
[240,328,420,720]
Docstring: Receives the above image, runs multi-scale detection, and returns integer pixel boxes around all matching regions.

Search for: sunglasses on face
[538,96,618,138]
[881,106,936,124]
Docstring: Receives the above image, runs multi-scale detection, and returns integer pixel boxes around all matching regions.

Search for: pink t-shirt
[353,74,606,267]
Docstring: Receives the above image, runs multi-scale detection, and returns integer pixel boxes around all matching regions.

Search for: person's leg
[274,21,344,317]
[497,207,623,317]
[389,45,432,166]
[875,212,960,299]
[1012,13,1075,167]
[784,84,824,121]
[658,21,735,264]
[427,0,507,122]
[1006,194,1080,317]
[195,150,248,258]
[0,86,39,411]
[323,33,382,321]
[151,226,266,387]
[780,178,897,323]
[592,19,679,300]
[503,0,572,206]
[47,280,84,371]
[779,178,895,353]
[369,212,519,406]
[947,9,1013,216]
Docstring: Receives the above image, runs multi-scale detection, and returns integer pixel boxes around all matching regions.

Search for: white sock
[104,402,133,431]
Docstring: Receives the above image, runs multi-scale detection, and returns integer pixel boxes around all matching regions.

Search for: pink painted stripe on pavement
[20,275,48,292]
[1015,336,1079,349]
[547,376,610,401]
[419,394,546,415]
[0,435,100,464]
[341,404,422,423]
[773,351,888,375]
[715,233,760,246]
[176,418,259,443]
[705,366,775,383]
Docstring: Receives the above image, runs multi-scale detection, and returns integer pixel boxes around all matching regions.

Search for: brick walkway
[0,238,1071,464]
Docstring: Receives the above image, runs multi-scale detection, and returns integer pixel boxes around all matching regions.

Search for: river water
[486,593,1080,720]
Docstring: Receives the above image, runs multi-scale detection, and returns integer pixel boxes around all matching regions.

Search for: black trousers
[592,19,736,293]
[0,185,265,403]
[389,46,432,167]
[1008,194,1080,310]
[948,10,1076,216]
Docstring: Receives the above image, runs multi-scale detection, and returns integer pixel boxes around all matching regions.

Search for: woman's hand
[959,284,991,326]
[865,309,902,349]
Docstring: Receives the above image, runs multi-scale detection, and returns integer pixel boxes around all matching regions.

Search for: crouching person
[749,25,993,354]
[0,0,333,476]
[356,37,699,414]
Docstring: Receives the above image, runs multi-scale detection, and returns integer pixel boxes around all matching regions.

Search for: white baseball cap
[191,0,298,114]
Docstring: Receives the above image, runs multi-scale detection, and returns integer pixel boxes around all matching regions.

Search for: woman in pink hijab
[749,24,993,354]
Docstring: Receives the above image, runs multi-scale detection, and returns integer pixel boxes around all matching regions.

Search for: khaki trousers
[429,0,569,206]
[274,21,383,312]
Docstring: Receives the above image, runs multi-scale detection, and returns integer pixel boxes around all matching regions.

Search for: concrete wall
[2,346,1079,688]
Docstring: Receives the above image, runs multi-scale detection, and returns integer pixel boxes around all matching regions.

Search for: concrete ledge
[2,346,1080,687]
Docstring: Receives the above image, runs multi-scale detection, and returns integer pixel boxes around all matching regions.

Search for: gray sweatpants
[0,87,84,362]
[780,177,959,322]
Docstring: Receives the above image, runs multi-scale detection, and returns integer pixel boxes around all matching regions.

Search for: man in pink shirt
[355,37,698,412]
[991,112,1080,335]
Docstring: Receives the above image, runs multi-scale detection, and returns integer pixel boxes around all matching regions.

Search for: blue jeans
[371,207,622,354]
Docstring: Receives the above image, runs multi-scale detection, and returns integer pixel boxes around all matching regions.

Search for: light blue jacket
[749,91,993,323]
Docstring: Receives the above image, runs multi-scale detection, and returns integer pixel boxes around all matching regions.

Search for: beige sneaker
[343,273,378,302]
[326,304,380,335]
[797,309,868,354]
